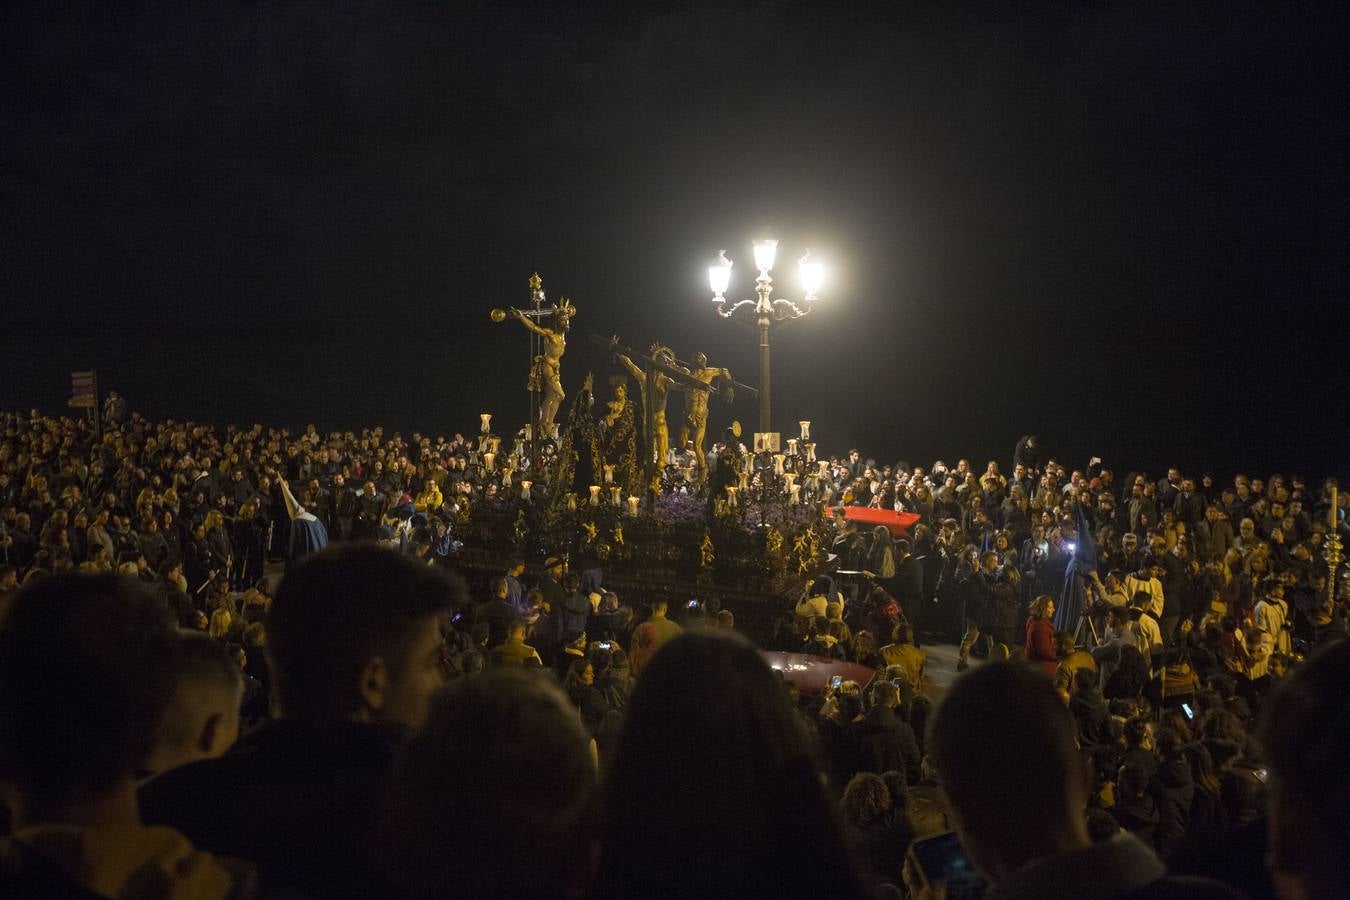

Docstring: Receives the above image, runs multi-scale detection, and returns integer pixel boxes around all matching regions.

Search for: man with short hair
[929,662,1242,899]
[629,598,682,675]
[141,632,243,779]
[474,576,520,648]
[0,574,247,898]
[141,544,464,897]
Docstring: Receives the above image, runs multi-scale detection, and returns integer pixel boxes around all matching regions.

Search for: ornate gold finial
[528,272,542,291]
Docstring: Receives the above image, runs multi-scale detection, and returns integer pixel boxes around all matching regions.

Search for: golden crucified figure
[615,343,676,470]
[509,297,574,438]
[677,351,731,481]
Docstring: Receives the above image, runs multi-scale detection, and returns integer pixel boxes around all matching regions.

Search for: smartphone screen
[908,832,985,898]
[1181,702,1194,720]
[830,675,843,689]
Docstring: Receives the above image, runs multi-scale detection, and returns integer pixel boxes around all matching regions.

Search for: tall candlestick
[520,480,532,500]
[589,485,601,506]
[604,464,615,484]
[773,454,785,475]
[817,460,829,477]
[725,486,737,507]
[787,438,799,456]
[610,486,622,506]
[789,484,801,505]
[566,492,577,511]
[805,442,816,462]
[799,420,811,441]
[483,452,495,471]
[480,413,492,434]
[626,495,640,516]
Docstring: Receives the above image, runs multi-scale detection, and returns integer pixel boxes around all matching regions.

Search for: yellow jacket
[414,484,443,512]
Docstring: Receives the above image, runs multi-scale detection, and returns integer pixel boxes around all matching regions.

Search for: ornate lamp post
[708,238,824,436]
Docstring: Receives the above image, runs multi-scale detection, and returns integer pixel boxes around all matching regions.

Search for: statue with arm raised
[677,351,732,482]
[508,298,575,437]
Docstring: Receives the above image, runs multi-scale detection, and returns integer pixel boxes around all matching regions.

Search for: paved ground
[918,640,984,702]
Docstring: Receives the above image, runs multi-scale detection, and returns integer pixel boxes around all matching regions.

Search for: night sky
[3,1,1347,478]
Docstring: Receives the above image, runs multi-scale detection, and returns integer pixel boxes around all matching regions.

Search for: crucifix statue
[491,273,576,442]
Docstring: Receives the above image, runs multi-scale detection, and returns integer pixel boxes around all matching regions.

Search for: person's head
[506,620,528,643]
[1123,716,1154,751]
[928,661,1090,883]
[871,678,900,711]
[1116,761,1150,800]
[1029,594,1055,620]
[841,772,892,829]
[491,576,510,600]
[651,598,669,617]
[267,544,464,728]
[595,631,864,897]
[1259,640,1350,898]
[0,574,178,822]
[380,670,597,898]
[563,657,595,692]
[143,632,243,778]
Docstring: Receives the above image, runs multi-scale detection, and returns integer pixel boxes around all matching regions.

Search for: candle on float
[626,495,640,516]
[818,460,829,477]
[483,452,495,471]
[609,486,622,506]
[489,436,501,454]
[725,486,737,506]
[790,484,801,505]
[589,485,601,506]
[480,413,492,434]
[773,454,785,475]
[738,472,750,491]
[566,492,577,511]
[786,438,799,456]
[799,420,811,441]
[805,442,816,462]
[520,480,532,500]
[603,464,615,484]
[784,473,797,492]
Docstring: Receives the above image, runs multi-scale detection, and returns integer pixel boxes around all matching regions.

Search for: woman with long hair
[865,525,897,580]
[593,632,869,899]
[1025,594,1058,676]
[562,656,610,740]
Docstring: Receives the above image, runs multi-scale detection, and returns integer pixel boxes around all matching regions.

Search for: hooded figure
[1054,501,1098,638]
[278,476,329,569]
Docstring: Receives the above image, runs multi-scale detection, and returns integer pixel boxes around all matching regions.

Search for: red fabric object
[1025,616,1058,676]
[830,507,921,538]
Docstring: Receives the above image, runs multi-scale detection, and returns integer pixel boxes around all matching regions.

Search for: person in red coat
[1025,594,1059,676]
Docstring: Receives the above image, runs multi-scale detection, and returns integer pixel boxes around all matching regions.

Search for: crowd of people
[1,406,1348,898]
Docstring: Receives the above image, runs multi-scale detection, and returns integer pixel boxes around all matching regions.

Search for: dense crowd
[0,406,1347,898]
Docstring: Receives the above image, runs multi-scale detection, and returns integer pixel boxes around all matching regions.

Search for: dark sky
[3,1,1347,477]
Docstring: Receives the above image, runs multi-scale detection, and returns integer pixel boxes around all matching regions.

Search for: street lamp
[707,238,823,436]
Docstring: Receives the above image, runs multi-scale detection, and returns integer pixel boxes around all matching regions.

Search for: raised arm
[513,308,549,337]
[616,353,644,382]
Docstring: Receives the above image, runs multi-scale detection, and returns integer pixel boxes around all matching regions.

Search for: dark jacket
[139,718,406,898]
[1151,756,1194,858]
[849,704,921,784]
